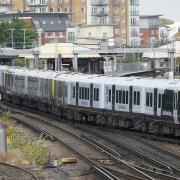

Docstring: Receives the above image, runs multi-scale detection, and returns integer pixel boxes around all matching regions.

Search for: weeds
[0,111,49,165]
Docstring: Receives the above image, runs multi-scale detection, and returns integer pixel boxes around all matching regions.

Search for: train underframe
[2,91,180,137]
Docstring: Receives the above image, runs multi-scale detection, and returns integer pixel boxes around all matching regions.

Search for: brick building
[140,15,162,48]
[0,0,140,47]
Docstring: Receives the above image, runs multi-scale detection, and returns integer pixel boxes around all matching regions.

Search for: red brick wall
[140,28,159,48]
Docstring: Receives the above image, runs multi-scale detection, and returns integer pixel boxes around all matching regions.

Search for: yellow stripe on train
[52,79,55,98]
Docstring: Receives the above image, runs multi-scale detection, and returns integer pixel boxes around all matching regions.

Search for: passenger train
[0,65,180,136]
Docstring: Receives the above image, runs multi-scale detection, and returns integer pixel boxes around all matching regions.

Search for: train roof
[1,66,180,90]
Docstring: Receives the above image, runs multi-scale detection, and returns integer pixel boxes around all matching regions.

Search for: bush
[0,111,48,165]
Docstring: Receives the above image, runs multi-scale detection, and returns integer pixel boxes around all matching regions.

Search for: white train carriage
[0,65,180,130]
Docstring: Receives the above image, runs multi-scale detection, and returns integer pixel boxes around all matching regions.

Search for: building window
[68,32,75,42]
[81,7,85,13]
[103,32,107,38]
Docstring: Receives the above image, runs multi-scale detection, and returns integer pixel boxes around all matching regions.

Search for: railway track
[12,112,155,180]
[0,104,160,180]
[0,161,39,180]
[0,104,180,179]
[77,126,180,177]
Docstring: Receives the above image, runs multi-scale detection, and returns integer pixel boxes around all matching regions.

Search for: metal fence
[104,62,151,73]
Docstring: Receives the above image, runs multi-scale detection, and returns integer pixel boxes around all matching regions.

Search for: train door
[69,82,76,106]
[154,88,158,116]
[104,84,112,110]
[162,90,173,118]
[173,91,178,124]
[145,88,154,115]
[157,89,164,116]
[178,92,180,123]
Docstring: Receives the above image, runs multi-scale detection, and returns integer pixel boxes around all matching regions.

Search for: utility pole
[8,29,15,48]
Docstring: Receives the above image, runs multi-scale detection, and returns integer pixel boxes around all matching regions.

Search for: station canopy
[20,43,100,59]
[143,41,180,58]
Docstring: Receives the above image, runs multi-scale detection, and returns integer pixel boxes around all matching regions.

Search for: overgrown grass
[0,111,49,165]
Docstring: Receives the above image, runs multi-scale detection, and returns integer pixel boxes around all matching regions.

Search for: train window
[164,94,173,111]
[119,90,122,103]
[134,91,140,105]
[73,86,75,98]
[134,91,137,105]
[150,93,153,107]
[79,87,81,99]
[116,90,118,103]
[158,94,162,108]
[146,92,153,107]
[123,91,125,104]
[79,86,90,100]
[146,92,149,106]
[116,90,128,104]
[94,88,99,101]
[137,91,140,105]
[126,91,129,104]
[87,88,89,100]
[109,89,111,102]
[85,88,87,100]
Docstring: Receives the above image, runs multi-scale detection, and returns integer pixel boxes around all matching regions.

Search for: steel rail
[0,161,39,180]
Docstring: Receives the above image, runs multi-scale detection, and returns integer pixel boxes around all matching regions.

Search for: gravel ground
[146,139,180,156]
[17,124,98,180]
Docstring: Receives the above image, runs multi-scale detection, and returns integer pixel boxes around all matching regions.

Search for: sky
[140,0,180,22]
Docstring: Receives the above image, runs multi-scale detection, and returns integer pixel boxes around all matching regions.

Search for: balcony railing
[27,2,48,7]
[130,11,139,16]
[91,0,108,6]
[91,11,108,16]
[0,0,13,6]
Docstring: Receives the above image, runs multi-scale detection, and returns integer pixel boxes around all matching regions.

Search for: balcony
[27,2,48,7]
[130,11,139,16]
[0,0,13,6]
[91,11,108,17]
[91,0,108,6]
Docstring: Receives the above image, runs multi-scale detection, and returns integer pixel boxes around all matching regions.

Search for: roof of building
[143,41,180,58]
[0,12,69,32]
[140,15,163,18]
[19,43,100,59]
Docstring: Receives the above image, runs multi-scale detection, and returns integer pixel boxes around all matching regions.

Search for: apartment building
[0,0,140,46]
[140,15,161,48]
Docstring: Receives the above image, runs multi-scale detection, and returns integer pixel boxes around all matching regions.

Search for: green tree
[0,18,37,49]
[160,18,174,26]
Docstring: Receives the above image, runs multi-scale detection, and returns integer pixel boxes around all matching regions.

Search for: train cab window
[146,92,153,107]
[134,91,140,105]
[94,88,99,101]
[109,89,111,102]
[163,94,173,111]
